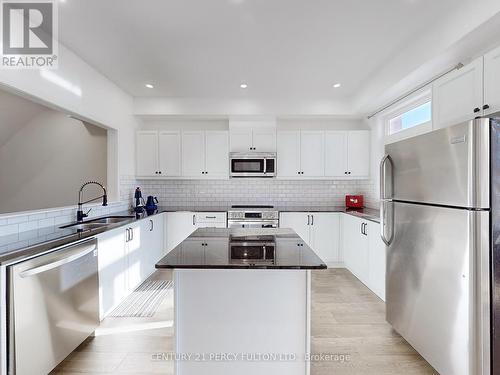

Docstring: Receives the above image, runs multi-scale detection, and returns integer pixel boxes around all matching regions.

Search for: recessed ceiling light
[240,83,248,89]
[145,83,154,89]
[333,83,341,88]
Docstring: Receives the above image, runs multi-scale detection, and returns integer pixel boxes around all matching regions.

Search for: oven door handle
[263,158,267,174]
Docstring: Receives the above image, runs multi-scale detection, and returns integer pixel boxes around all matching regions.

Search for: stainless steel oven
[229,236,276,266]
[227,205,279,228]
[229,152,276,178]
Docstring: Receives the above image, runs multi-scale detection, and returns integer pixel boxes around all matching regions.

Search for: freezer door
[384,119,489,208]
[386,202,489,375]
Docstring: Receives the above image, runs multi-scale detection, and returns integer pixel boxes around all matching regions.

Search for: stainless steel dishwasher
[8,239,99,375]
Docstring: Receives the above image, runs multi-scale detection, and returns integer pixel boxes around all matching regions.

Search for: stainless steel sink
[87,216,134,224]
[61,222,108,231]
[59,215,134,230]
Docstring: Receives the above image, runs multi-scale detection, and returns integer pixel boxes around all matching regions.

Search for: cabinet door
[347,131,370,177]
[182,131,205,177]
[367,221,386,301]
[136,131,158,177]
[300,131,325,177]
[166,212,197,253]
[309,213,340,264]
[205,131,229,178]
[325,131,347,177]
[127,223,143,292]
[342,214,368,283]
[97,228,128,320]
[277,131,301,177]
[158,131,181,177]
[279,212,311,245]
[432,57,484,129]
[140,216,165,281]
[230,128,253,152]
[484,45,500,115]
[252,128,277,152]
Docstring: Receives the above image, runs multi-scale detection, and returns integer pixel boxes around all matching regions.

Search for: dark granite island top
[155,228,327,270]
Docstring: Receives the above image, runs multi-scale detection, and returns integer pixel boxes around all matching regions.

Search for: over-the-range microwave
[229,152,276,178]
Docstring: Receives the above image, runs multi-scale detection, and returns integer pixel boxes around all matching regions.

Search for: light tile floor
[52,268,438,374]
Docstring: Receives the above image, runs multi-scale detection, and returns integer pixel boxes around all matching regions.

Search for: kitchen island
[156,228,326,375]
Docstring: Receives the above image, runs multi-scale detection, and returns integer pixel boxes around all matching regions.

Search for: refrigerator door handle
[379,154,393,200]
[380,200,394,246]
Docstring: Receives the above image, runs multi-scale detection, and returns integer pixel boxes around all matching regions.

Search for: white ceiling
[58,0,500,115]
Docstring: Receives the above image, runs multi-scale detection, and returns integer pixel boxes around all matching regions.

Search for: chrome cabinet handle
[125,228,130,242]
[129,227,134,241]
[307,215,310,225]
[150,220,154,231]
[193,214,196,226]
[311,215,314,226]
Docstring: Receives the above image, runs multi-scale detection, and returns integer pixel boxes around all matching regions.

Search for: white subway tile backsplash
[0,201,129,237]
[38,218,55,229]
[18,221,38,233]
[0,224,19,237]
[28,213,46,221]
[121,175,378,210]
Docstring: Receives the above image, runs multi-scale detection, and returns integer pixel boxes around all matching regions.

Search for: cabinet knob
[483,104,490,110]
[158,171,162,174]
[474,107,481,113]
[297,171,300,174]
[348,171,351,174]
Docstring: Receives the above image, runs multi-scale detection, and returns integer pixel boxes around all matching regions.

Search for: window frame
[383,90,432,144]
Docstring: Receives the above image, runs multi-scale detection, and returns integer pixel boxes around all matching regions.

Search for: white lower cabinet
[342,214,369,284]
[342,214,385,301]
[367,221,386,301]
[97,214,167,320]
[279,212,340,265]
[97,227,128,320]
[165,211,227,253]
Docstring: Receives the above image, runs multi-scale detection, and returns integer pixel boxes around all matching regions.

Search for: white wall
[0,108,107,214]
[0,43,139,202]
[366,117,385,203]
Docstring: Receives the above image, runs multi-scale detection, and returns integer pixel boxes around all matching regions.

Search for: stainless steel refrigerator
[380,118,494,375]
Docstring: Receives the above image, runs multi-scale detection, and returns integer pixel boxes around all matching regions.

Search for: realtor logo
[1,0,58,68]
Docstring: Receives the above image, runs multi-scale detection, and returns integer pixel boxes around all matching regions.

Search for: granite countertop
[0,204,379,266]
[163,205,380,223]
[0,209,163,265]
[156,228,327,270]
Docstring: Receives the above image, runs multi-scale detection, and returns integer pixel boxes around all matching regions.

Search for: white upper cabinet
[158,131,181,177]
[182,131,205,177]
[325,131,347,177]
[182,130,229,179]
[347,131,370,177]
[432,57,484,129]
[324,131,370,178]
[136,131,158,177]
[136,130,181,177]
[230,127,276,152]
[483,45,500,116]
[300,131,325,177]
[252,128,277,152]
[229,128,253,152]
[278,129,369,179]
[205,131,229,177]
[277,131,301,177]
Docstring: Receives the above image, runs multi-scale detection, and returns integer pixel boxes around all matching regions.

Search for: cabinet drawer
[195,212,227,223]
